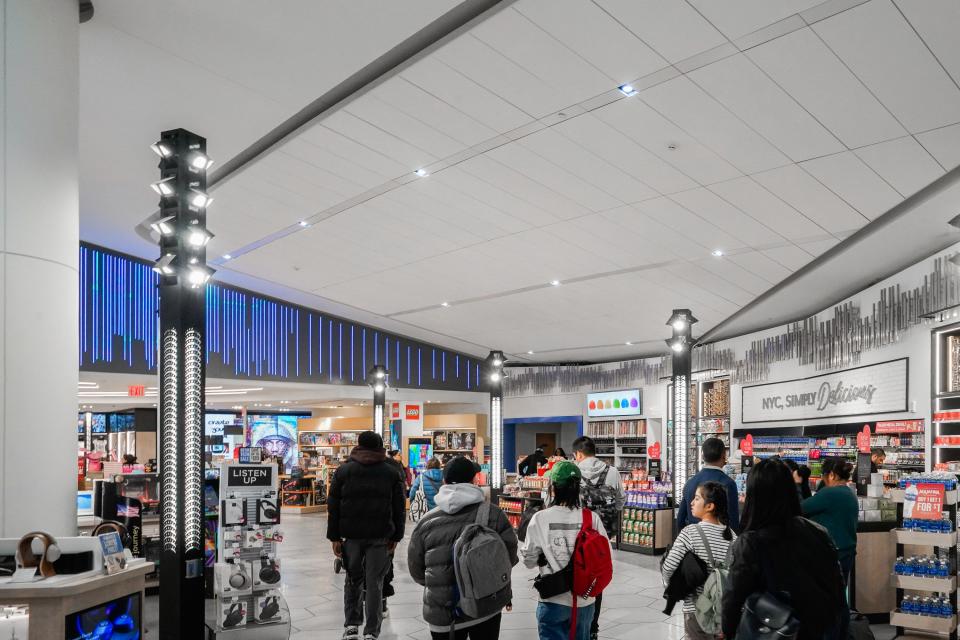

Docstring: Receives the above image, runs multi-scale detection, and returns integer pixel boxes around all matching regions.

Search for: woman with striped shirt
[661,481,736,640]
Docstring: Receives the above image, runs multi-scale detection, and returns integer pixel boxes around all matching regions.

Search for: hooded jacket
[326,445,405,542]
[408,468,443,510]
[407,483,519,629]
[577,456,626,511]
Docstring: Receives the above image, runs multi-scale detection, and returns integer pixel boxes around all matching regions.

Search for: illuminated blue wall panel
[79,244,482,392]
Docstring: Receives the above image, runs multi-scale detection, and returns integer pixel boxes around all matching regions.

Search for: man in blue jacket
[676,437,740,532]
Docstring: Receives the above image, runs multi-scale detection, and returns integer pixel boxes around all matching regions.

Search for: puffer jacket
[408,468,443,510]
[722,516,845,640]
[327,446,405,542]
[407,484,518,627]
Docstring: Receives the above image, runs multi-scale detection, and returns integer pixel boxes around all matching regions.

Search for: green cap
[547,460,581,487]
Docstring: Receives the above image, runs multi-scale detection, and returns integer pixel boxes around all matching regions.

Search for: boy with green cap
[520,460,611,640]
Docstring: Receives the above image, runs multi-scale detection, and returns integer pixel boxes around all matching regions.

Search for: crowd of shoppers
[326,431,861,640]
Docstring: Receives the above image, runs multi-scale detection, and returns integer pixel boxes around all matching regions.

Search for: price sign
[856,425,871,454]
[647,442,661,460]
[908,483,945,520]
[740,434,754,457]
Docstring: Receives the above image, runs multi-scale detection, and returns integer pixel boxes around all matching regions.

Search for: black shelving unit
[934,323,960,469]
[619,507,673,555]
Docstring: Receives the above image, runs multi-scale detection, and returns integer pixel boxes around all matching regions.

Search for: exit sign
[128,385,145,397]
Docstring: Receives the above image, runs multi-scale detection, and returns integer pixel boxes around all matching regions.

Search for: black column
[152,129,213,639]
[368,364,388,437]
[485,350,505,489]
[666,309,697,500]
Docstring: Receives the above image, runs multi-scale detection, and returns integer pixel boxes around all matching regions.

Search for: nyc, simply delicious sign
[741,358,908,424]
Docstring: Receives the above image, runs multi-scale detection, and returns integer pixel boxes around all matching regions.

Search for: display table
[0,560,152,639]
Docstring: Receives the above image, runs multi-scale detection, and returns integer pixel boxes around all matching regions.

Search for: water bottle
[943,598,954,618]
[895,556,904,574]
[902,596,914,613]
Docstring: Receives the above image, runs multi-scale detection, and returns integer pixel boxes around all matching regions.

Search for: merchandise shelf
[892,529,957,547]
[889,611,956,633]
[893,574,957,592]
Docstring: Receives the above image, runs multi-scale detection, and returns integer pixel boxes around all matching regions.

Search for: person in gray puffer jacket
[407,457,519,639]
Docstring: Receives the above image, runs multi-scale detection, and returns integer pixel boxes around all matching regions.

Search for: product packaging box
[863,509,882,522]
[254,556,281,589]
[220,599,247,629]
[255,593,282,623]
[867,485,884,498]
[860,498,879,510]
[215,561,254,597]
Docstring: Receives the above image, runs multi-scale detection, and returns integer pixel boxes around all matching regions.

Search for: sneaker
[382,599,389,618]
[363,636,378,640]
[342,627,359,640]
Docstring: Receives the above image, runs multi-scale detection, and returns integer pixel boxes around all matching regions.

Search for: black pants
[343,539,390,637]
[591,593,602,635]
[430,613,502,640]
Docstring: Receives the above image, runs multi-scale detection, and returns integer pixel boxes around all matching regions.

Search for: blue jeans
[536,602,595,640]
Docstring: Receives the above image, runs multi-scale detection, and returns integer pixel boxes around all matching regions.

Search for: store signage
[391,403,400,419]
[740,433,754,457]
[875,419,924,433]
[239,447,262,464]
[857,425,871,453]
[905,483,945,520]
[586,389,642,418]
[128,385,145,397]
[405,404,421,421]
[226,465,273,487]
[647,442,661,459]
[741,358,908,423]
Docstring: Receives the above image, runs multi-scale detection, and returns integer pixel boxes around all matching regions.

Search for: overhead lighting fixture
[298,220,310,227]
[188,152,214,171]
[625,342,633,346]
[150,215,176,236]
[666,336,688,353]
[415,168,429,177]
[440,302,450,308]
[527,350,534,355]
[490,371,502,382]
[187,265,214,288]
[189,189,212,208]
[666,309,697,332]
[550,280,561,287]
[222,254,232,260]
[618,84,637,97]
[150,141,174,159]
[150,177,176,197]
[187,228,213,248]
[152,254,177,276]
[712,249,724,257]
[373,383,384,393]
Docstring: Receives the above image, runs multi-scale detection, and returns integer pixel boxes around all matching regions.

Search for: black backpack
[581,463,619,534]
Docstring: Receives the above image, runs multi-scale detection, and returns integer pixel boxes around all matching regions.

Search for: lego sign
[405,404,421,421]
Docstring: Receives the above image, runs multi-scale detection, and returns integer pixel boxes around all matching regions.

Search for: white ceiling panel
[277,139,388,191]
[813,0,960,134]
[751,164,867,233]
[916,123,960,171]
[601,205,708,258]
[799,237,842,257]
[689,0,824,40]
[725,251,793,286]
[747,27,907,148]
[323,110,437,171]
[694,254,776,296]
[554,115,698,194]
[799,151,903,220]
[894,0,960,88]
[639,75,791,174]
[297,124,411,181]
[430,166,560,229]
[593,0,727,64]
[595,98,742,185]
[708,176,830,240]
[342,97,469,161]
[663,262,757,306]
[689,53,844,162]
[514,0,667,84]
[761,244,815,271]
[518,128,658,204]
[632,198,748,254]
[854,135,946,197]
[542,214,682,269]
[669,188,785,248]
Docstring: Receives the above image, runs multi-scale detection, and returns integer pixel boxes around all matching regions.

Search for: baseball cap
[547,460,581,487]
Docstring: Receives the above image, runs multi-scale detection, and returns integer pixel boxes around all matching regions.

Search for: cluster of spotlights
[665,309,697,354]
[149,138,216,288]
[367,365,389,395]
[487,350,506,385]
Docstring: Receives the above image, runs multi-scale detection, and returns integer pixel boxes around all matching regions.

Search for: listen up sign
[741,358,908,424]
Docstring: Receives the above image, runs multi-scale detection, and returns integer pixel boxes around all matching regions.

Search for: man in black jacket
[328,431,405,640]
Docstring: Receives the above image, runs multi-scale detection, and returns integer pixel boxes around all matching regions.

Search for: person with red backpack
[521,461,613,640]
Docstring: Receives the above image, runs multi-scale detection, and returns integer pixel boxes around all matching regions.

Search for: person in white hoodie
[571,436,624,640]
[522,460,610,640]
[407,457,518,639]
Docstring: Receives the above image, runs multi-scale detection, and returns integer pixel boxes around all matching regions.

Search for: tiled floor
[146,512,685,639]
[145,512,897,639]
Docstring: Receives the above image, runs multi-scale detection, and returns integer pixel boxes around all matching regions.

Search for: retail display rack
[431,429,479,456]
[618,476,673,555]
[499,475,548,530]
[686,377,731,475]
[933,322,960,471]
[586,418,647,474]
[890,474,959,639]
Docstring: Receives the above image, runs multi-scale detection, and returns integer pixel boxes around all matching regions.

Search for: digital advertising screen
[408,439,433,475]
[65,591,141,639]
[249,414,299,472]
[109,414,135,433]
[204,413,238,455]
[91,414,107,434]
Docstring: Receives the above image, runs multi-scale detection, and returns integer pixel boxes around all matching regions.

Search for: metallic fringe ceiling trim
[505,253,960,396]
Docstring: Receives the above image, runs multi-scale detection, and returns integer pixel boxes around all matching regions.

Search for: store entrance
[536,433,557,457]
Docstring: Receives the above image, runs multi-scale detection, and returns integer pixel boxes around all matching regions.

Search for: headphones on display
[260,596,280,620]
[91,521,130,549]
[228,562,250,590]
[259,557,281,584]
[259,500,278,521]
[223,603,245,628]
[16,531,61,578]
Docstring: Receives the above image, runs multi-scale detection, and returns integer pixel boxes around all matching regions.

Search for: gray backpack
[451,502,512,631]
[693,524,729,635]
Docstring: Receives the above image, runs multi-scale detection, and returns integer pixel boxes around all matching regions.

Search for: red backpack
[569,508,614,639]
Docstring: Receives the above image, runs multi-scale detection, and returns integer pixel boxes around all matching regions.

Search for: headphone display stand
[205,461,290,639]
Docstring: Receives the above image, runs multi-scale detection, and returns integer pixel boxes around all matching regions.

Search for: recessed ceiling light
[550,280,561,287]
[625,341,633,346]
[222,254,232,260]
[415,168,429,177]
[667,143,678,150]
[440,302,450,308]
[618,84,637,97]
[712,249,724,257]
[527,350,535,355]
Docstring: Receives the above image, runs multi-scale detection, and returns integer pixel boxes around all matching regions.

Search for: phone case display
[216,462,290,631]
[432,430,476,453]
[889,474,959,637]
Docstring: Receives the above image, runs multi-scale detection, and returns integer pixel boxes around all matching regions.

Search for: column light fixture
[486,350,506,490]
[666,309,697,500]
[367,364,389,437]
